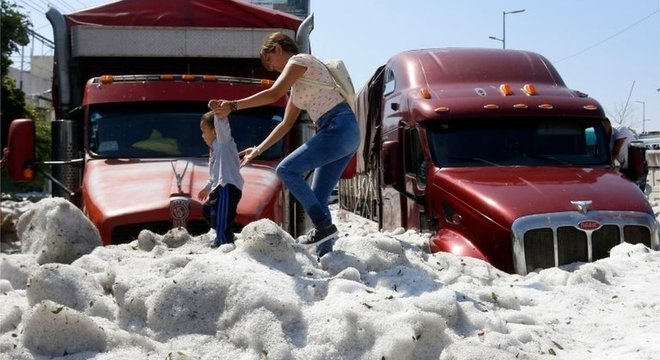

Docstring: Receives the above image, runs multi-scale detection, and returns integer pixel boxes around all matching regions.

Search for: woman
[208,32,360,257]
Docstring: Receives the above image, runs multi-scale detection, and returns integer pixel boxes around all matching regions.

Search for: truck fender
[429,227,489,263]
[6,119,36,183]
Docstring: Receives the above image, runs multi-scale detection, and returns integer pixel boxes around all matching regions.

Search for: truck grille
[512,211,658,275]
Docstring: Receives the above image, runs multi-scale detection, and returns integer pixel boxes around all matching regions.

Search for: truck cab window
[383,68,396,95]
[88,103,285,159]
[404,127,426,186]
[426,117,610,168]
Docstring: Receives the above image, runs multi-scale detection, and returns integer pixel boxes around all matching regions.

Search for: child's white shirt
[204,115,244,192]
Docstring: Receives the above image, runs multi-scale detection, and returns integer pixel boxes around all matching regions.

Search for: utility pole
[489,9,525,49]
[635,100,646,134]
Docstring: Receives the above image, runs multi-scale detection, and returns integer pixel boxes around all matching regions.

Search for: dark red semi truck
[6,0,315,244]
[341,48,658,274]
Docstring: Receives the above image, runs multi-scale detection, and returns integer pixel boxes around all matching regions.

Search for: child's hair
[201,111,215,129]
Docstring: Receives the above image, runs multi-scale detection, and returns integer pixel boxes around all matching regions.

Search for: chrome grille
[512,211,658,275]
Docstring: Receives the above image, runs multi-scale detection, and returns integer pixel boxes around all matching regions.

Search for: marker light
[181,74,195,81]
[23,168,34,180]
[202,75,216,81]
[583,104,599,110]
[513,103,529,109]
[261,79,274,87]
[483,104,500,110]
[160,74,174,81]
[499,84,513,96]
[99,75,113,84]
[538,104,554,109]
[434,106,450,113]
[523,84,537,96]
[421,88,432,99]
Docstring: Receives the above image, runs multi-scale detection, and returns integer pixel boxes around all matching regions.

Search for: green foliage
[1,76,26,121]
[2,0,31,150]
[33,112,52,163]
[1,0,31,76]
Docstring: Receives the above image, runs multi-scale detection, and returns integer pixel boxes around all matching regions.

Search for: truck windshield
[425,117,610,167]
[88,103,285,159]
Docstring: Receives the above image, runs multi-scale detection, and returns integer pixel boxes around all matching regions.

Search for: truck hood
[431,166,652,227]
[83,158,282,239]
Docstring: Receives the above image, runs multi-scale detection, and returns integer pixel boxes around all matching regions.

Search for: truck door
[402,127,427,231]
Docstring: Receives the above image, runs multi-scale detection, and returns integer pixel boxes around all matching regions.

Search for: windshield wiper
[525,154,572,165]
[449,157,501,166]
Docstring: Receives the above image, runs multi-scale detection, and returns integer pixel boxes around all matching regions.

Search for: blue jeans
[276,102,360,255]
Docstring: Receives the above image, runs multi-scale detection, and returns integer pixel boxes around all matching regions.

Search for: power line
[556,9,659,63]
[49,0,77,12]
[15,0,46,14]
[72,0,91,9]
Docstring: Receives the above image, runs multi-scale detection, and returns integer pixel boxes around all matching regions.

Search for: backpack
[299,57,356,112]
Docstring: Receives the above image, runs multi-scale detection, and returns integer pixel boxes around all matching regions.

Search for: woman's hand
[239,146,261,167]
[208,99,232,118]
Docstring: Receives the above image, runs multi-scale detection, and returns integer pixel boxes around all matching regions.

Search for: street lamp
[635,100,646,133]
[489,9,526,49]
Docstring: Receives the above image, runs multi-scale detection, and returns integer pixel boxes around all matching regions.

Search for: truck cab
[6,0,314,245]
[345,48,658,274]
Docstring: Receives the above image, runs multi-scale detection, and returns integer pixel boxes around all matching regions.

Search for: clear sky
[17,0,660,132]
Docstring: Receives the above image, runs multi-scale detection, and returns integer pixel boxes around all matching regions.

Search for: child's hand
[198,188,209,201]
[208,99,232,118]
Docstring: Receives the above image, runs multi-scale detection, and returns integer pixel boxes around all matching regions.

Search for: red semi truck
[342,48,658,274]
[6,0,315,244]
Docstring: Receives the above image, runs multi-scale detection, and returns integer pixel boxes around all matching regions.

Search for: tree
[1,0,31,75]
[1,0,32,148]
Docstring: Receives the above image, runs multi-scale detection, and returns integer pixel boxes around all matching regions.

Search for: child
[198,111,244,247]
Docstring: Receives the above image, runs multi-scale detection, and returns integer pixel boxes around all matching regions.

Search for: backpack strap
[296,55,340,92]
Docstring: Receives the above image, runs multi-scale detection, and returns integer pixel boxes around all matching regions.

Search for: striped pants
[204,184,242,246]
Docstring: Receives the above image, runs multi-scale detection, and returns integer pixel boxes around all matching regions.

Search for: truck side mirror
[381,140,401,187]
[6,119,36,183]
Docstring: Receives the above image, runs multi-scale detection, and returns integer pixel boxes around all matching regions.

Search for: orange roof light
[434,106,450,113]
[583,104,599,110]
[421,88,432,99]
[160,74,174,81]
[483,104,500,110]
[538,104,554,110]
[202,75,216,82]
[513,103,529,109]
[99,75,113,84]
[499,84,513,96]
[181,74,196,81]
[523,84,537,96]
